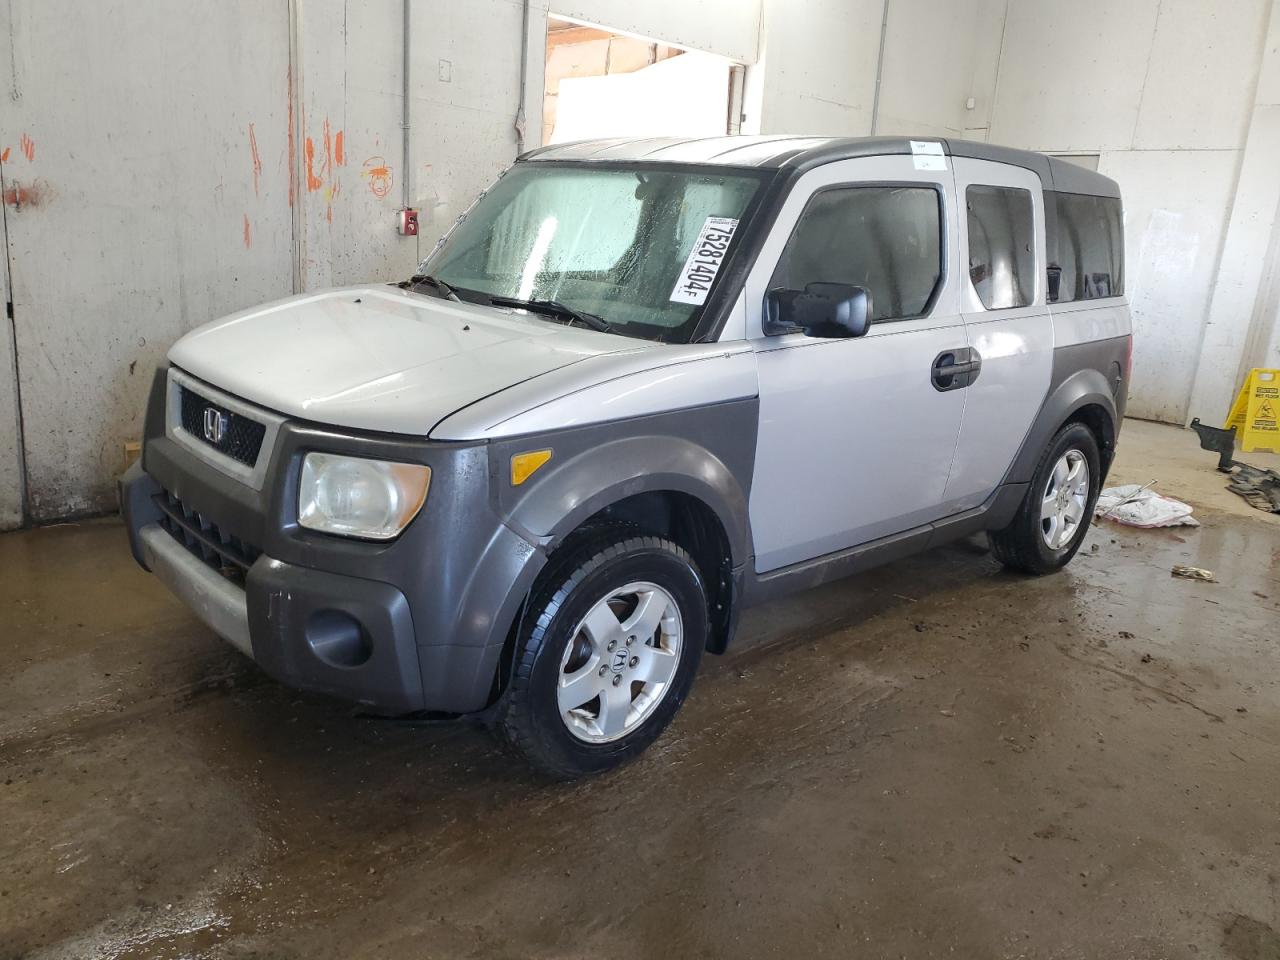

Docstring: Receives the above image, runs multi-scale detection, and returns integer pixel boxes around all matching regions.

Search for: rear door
[942,158,1054,510]
[743,153,970,573]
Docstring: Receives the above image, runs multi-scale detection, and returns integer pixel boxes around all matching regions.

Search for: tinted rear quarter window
[1050,192,1124,302]
[770,185,942,322]
[966,185,1035,309]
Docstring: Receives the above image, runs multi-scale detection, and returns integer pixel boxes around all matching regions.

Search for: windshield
[416,162,766,343]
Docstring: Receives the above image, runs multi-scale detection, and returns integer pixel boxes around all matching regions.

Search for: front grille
[154,490,262,586]
[179,385,266,467]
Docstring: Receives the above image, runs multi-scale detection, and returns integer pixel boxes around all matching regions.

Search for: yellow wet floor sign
[1225,368,1280,453]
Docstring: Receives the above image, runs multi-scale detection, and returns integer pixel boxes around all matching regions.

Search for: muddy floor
[3,425,1279,959]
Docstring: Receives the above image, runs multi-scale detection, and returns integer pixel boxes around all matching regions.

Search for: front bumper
[138,520,253,657]
[120,367,545,715]
[122,461,426,713]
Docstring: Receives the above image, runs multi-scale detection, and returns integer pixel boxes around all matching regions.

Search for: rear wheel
[495,529,707,779]
[989,422,1101,574]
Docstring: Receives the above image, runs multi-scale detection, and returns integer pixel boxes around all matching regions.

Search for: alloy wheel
[557,581,683,744]
[1040,449,1090,550]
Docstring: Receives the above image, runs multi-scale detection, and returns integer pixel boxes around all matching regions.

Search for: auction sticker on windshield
[670,217,739,305]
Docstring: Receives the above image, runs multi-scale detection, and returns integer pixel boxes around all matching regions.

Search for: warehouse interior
[2,1,1280,957]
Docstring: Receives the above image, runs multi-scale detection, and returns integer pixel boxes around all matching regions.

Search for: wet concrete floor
[3,424,1279,959]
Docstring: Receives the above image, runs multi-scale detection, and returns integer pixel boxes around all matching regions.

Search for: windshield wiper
[406,273,461,302]
[485,295,612,333]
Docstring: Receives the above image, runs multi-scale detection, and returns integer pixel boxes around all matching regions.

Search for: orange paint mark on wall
[362,157,393,199]
[243,214,252,248]
[248,123,262,197]
[304,136,322,192]
[0,147,9,163]
[3,181,44,207]
[286,67,297,206]
[19,133,34,162]
[322,178,341,228]
[298,118,345,224]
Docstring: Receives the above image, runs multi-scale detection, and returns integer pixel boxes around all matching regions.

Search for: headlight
[298,453,431,540]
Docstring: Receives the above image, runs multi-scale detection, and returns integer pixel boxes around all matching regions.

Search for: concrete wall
[294,0,525,291]
[3,0,1279,526]
[748,0,989,138]
[876,0,992,138]
[750,0,883,134]
[1189,2,1280,423]
[0,0,769,527]
[971,0,1280,425]
[749,0,1280,425]
[0,0,295,522]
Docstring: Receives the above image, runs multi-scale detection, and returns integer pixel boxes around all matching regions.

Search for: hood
[167,286,651,435]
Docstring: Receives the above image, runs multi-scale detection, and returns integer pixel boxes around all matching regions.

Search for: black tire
[989,422,1102,575]
[494,528,707,779]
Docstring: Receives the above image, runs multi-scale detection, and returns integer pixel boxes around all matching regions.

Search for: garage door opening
[543,16,742,145]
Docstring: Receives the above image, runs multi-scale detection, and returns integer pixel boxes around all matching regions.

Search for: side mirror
[764,282,872,338]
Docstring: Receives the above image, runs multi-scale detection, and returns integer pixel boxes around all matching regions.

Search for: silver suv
[120,136,1131,777]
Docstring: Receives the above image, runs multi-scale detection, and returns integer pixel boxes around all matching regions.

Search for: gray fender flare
[503,434,752,566]
[1006,368,1118,486]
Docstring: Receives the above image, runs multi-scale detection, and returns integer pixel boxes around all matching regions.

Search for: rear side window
[966,185,1035,309]
[770,185,942,323]
[1050,193,1124,302]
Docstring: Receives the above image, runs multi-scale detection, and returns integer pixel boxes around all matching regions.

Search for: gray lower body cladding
[482,397,761,655]
[122,367,540,714]
[1004,335,1129,485]
[121,333,1125,711]
[122,367,759,713]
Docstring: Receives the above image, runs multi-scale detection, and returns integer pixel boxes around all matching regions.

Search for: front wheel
[989,422,1102,575]
[494,529,707,779]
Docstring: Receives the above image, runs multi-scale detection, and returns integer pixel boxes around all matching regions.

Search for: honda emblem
[203,407,228,444]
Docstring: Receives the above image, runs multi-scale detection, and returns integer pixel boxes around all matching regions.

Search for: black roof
[520,135,1120,198]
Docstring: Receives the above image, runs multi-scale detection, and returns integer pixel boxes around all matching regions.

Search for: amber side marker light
[511,449,553,486]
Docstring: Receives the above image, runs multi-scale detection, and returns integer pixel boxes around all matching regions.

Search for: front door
[743,154,970,573]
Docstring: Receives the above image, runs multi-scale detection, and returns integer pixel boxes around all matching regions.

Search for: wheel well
[1066,403,1116,475]
[577,490,735,652]
[491,490,736,703]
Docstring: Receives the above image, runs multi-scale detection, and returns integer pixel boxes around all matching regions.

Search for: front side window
[1050,192,1124,302]
[419,163,765,343]
[769,186,943,323]
[966,185,1035,309]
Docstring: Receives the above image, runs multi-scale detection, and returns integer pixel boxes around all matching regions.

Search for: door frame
[0,146,27,529]
[733,156,965,342]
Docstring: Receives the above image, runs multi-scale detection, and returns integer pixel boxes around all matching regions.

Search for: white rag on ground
[1095,485,1199,528]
